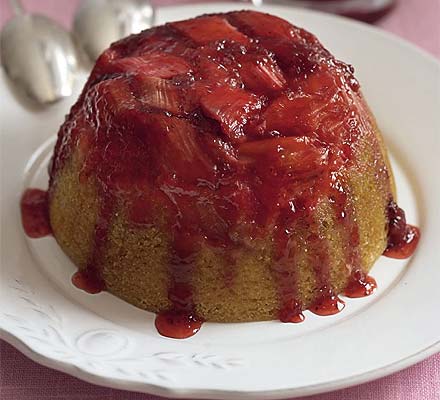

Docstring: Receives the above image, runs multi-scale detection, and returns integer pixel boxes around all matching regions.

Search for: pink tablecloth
[0,0,439,399]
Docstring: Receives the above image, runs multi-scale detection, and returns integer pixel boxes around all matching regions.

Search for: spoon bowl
[73,0,155,64]
[1,11,78,105]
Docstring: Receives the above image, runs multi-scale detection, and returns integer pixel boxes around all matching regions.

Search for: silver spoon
[73,0,155,64]
[0,0,78,105]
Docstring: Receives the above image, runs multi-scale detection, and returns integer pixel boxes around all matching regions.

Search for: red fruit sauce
[21,11,419,338]
[279,299,305,323]
[384,201,421,259]
[71,270,105,294]
[344,271,377,298]
[309,286,346,316]
[20,189,52,238]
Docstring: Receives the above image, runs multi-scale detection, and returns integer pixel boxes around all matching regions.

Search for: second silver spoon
[0,0,78,105]
[73,0,155,64]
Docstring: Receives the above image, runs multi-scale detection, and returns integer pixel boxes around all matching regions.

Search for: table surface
[0,0,439,399]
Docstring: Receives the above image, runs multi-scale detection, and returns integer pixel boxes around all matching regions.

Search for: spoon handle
[9,0,25,16]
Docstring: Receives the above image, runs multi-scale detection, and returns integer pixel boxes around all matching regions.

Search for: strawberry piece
[172,16,249,45]
[200,86,262,142]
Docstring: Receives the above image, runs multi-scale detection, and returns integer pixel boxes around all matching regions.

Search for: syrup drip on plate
[309,286,346,316]
[384,201,420,259]
[20,189,52,238]
[155,310,203,339]
[279,299,305,323]
[344,271,377,298]
[71,270,105,294]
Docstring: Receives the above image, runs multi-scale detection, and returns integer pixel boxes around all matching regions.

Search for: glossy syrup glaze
[21,11,420,338]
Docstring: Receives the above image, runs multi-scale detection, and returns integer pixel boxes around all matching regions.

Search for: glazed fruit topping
[200,86,263,142]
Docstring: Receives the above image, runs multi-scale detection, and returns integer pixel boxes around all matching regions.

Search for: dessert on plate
[21,10,420,338]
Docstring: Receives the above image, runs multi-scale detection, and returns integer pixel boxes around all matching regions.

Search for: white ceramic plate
[1,3,439,399]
